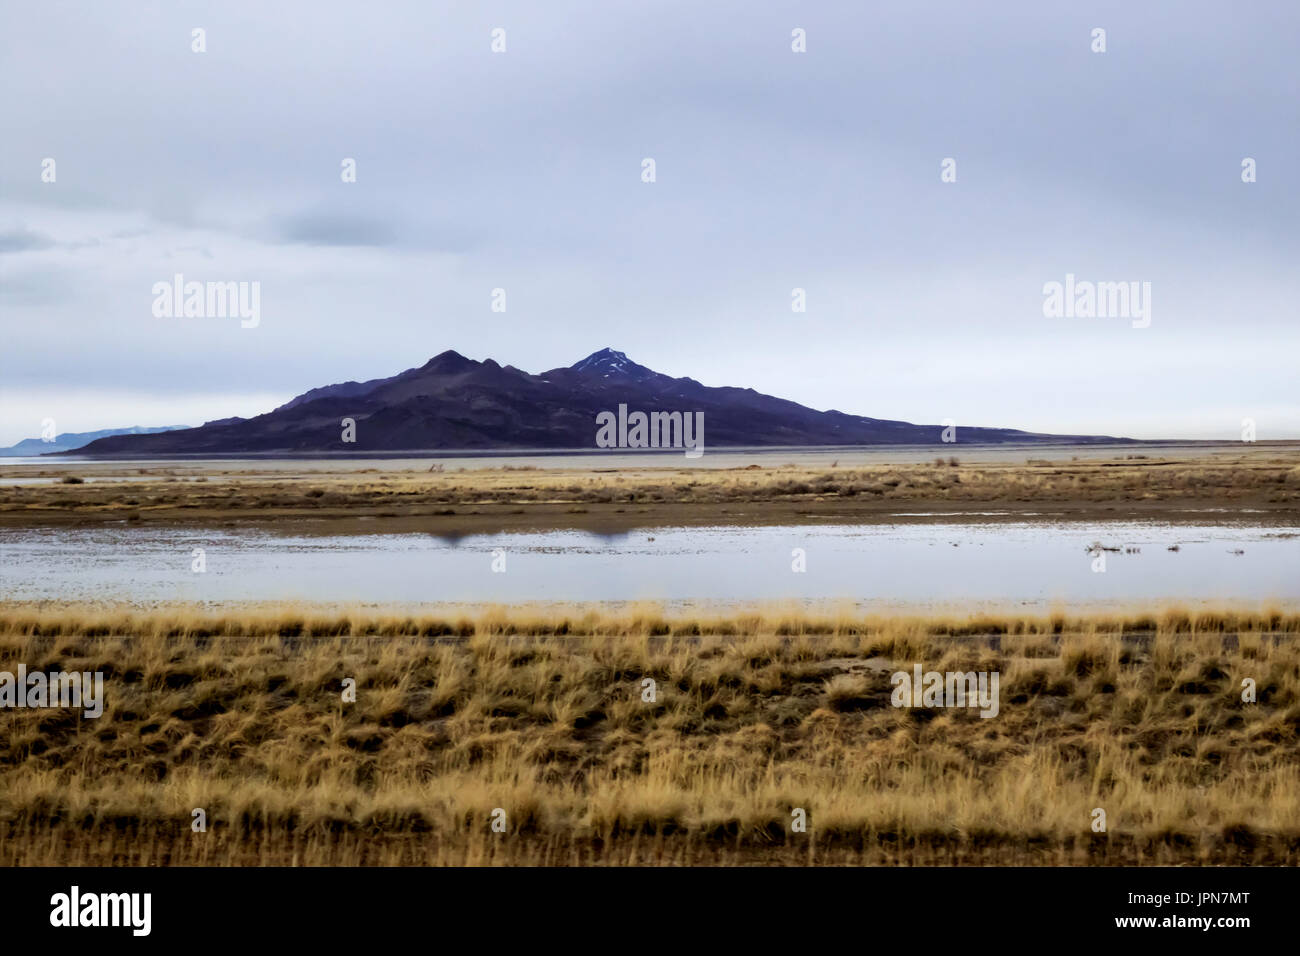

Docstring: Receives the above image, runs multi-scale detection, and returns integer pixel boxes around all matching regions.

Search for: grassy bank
[2,451,1298,533]
[2,606,1298,865]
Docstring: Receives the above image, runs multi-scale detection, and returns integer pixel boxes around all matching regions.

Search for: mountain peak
[571,348,644,378]
[421,349,475,371]
[59,346,1120,456]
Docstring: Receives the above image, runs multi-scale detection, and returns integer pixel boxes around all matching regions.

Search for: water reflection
[0,521,1295,607]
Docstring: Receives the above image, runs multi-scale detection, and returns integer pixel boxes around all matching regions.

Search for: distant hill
[1,425,191,457]
[64,348,1125,456]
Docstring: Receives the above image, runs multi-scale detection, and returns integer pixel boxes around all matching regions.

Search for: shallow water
[1,521,1295,608]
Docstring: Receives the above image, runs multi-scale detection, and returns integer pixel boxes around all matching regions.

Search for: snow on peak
[571,348,634,377]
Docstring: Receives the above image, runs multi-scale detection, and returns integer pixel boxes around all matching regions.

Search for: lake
[1,520,1295,609]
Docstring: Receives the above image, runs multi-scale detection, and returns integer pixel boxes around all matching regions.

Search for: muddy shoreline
[3,496,1300,537]
[2,448,1297,536]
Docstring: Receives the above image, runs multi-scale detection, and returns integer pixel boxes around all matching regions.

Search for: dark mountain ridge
[63,348,1124,456]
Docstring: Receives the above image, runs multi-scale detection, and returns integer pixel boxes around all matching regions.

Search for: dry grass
[2,605,1299,865]
[3,451,1299,533]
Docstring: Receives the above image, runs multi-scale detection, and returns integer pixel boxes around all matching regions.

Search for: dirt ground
[2,445,1298,535]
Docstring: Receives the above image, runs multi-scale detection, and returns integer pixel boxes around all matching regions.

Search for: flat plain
[2,444,1298,535]
[2,443,1297,865]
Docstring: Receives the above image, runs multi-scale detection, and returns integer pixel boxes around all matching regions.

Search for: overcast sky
[2,0,1297,445]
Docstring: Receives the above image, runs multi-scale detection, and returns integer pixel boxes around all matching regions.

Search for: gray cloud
[0,228,56,254]
[272,212,397,248]
[0,0,1297,444]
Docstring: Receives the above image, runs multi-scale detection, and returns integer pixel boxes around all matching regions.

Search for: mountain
[60,348,1122,456]
[1,425,191,457]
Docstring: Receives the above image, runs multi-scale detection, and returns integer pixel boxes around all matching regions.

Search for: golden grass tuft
[1,604,1298,865]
